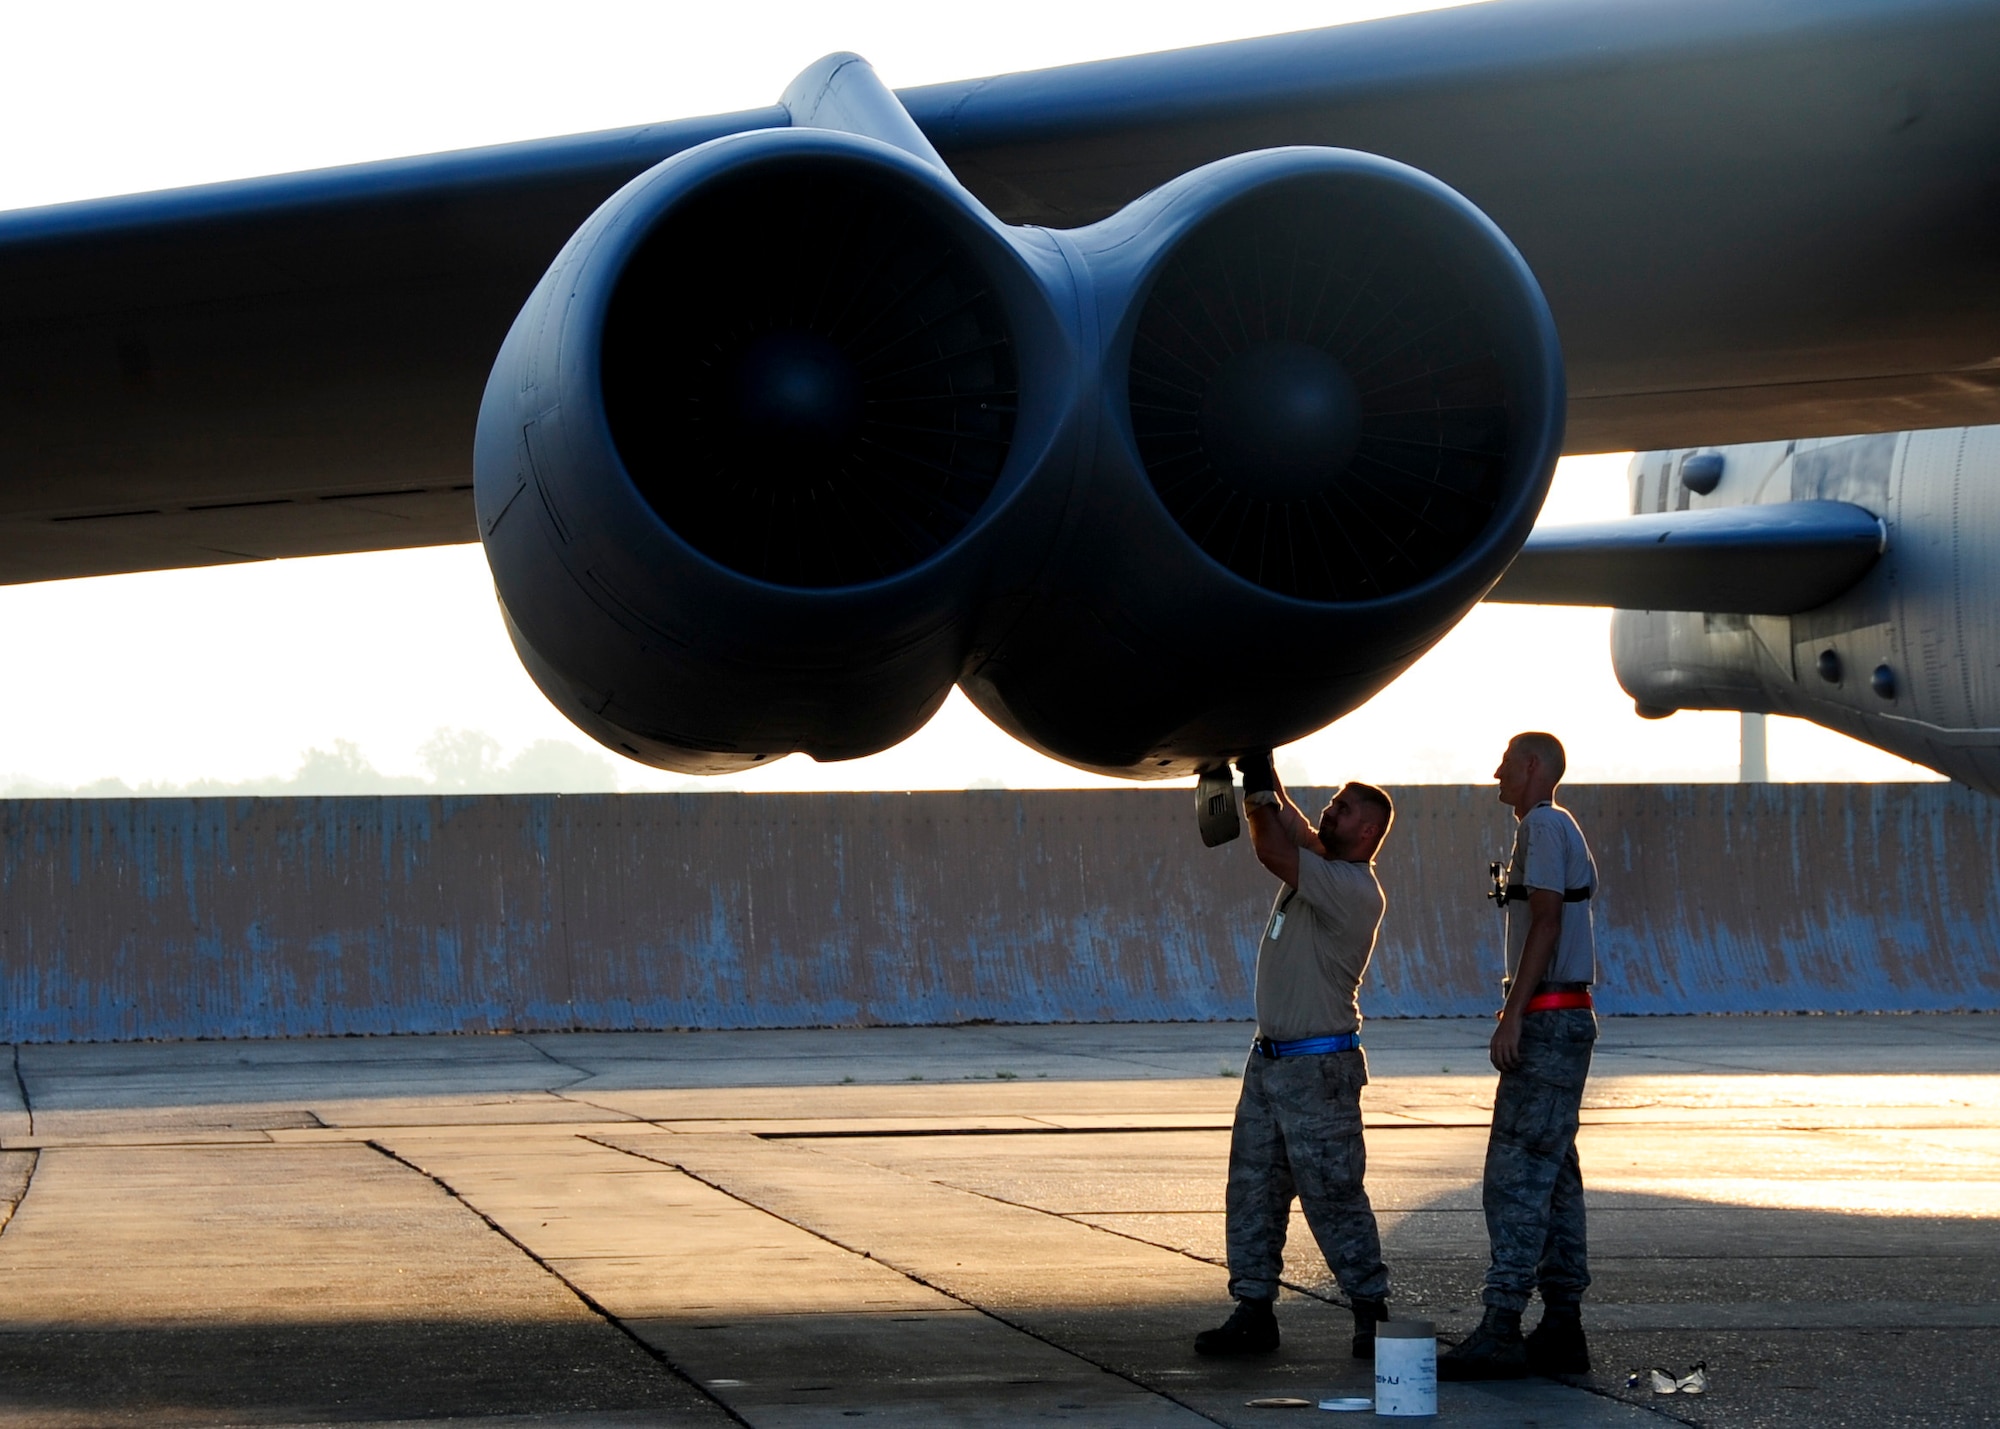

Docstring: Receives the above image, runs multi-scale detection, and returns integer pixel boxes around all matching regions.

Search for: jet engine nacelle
[475,128,1077,774]
[475,59,1564,778]
[964,148,1565,775]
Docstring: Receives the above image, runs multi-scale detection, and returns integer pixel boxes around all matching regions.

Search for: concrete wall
[0,784,1994,1042]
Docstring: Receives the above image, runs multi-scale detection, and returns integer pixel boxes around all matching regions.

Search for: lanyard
[1266,889,1295,941]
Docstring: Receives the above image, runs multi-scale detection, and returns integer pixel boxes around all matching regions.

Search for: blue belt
[1253,1033,1361,1059]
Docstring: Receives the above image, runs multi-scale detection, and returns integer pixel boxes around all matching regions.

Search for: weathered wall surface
[0,784,1993,1042]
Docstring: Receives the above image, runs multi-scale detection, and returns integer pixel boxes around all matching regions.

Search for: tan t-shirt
[1252,852,1386,1041]
[1502,801,1598,989]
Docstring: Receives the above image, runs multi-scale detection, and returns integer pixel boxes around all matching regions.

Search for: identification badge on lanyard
[1266,893,1293,942]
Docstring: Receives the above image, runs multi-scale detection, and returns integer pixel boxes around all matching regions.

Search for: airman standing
[1440,731,1599,1380]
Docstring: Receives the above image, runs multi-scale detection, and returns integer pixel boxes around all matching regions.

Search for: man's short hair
[1512,731,1567,783]
[1343,781,1395,853]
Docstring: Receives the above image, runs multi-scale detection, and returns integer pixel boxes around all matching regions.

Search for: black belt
[1538,981,1592,994]
[1503,885,1593,904]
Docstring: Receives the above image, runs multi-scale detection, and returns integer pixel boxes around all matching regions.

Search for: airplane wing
[1484,500,1887,613]
[2,0,1997,585]
[0,108,780,585]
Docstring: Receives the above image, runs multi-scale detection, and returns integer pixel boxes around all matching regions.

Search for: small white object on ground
[1642,1362,1710,1395]
[1318,1396,1373,1411]
[1374,1321,1437,1417]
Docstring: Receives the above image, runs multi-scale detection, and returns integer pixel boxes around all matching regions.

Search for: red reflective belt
[1525,990,1594,1013]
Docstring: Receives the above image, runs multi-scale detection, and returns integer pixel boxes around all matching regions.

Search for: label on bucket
[1374,1331,1437,1417]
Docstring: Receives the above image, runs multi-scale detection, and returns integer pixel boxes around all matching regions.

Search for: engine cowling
[962,148,1566,776]
[476,64,1563,779]
[475,127,1077,773]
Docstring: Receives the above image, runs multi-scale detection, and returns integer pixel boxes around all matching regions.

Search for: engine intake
[601,160,1019,589]
[1128,178,1518,603]
[475,127,1071,774]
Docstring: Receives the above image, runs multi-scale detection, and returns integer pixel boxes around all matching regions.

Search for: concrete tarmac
[0,1016,1994,1426]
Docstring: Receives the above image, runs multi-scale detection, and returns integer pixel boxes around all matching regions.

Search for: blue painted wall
[0,784,1992,1041]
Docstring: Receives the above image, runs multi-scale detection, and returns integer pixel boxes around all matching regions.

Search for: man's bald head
[1510,732,1566,783]
[1495,731,1566,814]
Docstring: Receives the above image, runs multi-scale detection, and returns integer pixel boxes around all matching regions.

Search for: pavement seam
[755,1122,1234,1140]
[590,1132,1234,1428]
[362,1137,752,1429]
[935,1177,1345,1304]
[689,1128,1405,1321]
[11,1044,31,1137]
[553,1092,644,1118]
[745,1119,1500,1137]
[761,1142,1697,1427]
[502,1037,600,1096]
[0,1148,38,1239]
[513,1043,650,1119]
[772,1136,1411,1316]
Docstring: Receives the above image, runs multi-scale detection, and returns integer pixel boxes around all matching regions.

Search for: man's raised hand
[1238,752,1278,797]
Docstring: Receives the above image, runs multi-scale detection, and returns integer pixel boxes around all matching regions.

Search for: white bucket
[1374,1320,1437,1417]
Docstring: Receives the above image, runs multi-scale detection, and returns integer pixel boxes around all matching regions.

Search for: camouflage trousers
[1225,1047,1389,1304]
[1481,1007,1597,1313]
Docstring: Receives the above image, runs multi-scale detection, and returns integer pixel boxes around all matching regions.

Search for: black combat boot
[1437,1306,1528,1381]
[1350,1297,1389,1360]
[1194,1297,1280,1356]
[1525,1298,1590,1375]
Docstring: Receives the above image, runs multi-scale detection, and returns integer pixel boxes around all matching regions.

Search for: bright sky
[0,0,1940,793]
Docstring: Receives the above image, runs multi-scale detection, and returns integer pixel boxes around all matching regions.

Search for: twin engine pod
[474,60,1565,778]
